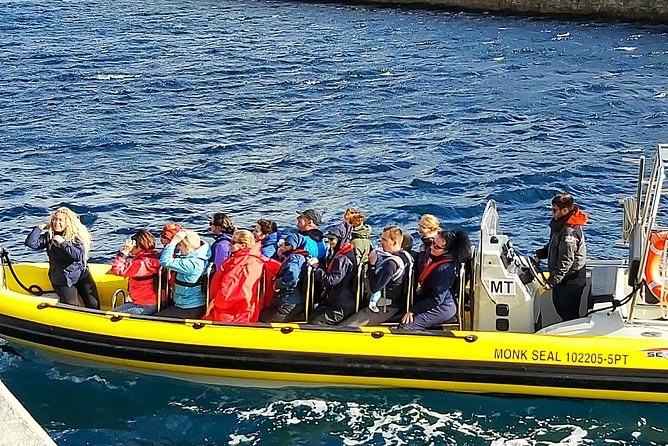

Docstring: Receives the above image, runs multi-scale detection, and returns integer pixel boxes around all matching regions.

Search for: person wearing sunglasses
[415,214,442,275]
[399,230,471,330]
[207,229,278,323]
[108,229,161,315]
[534,193,588,322]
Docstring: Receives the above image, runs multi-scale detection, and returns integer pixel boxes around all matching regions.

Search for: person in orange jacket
[535,193,588,322]
[206,230,280,323]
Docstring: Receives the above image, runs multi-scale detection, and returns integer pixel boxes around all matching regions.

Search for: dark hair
[439,230,472,264]
[401,230,414,252]
[132,229,156,251]
[256,219,277,236]
[211,213,235,234]
[552,193,574,210]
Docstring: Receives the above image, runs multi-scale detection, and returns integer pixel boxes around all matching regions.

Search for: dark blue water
[2,0,668,444]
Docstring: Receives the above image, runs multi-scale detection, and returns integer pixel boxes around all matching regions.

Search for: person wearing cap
[155,229,210,319]
[308,222,357,325]
[260,233,310,323]
[158,223,183,301]
[296,209,327,260]
[209,213,236,268]
[160,223,183,247]
[108,229,161,315]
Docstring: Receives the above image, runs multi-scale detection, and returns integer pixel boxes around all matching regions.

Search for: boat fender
[644,231,668,302]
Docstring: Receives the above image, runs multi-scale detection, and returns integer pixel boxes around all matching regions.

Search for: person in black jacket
[399,230,471,330]
[343,225,412,326]
[25,207,99,309]
[535,193,588,322]
[308,222,357,325]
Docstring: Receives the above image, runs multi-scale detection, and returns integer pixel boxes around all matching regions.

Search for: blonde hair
[233,229,254,249]
[180,230,201,252]
[419,214,441,232]
[50,207,92,261]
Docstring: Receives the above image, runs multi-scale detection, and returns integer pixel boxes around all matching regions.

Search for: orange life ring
[644,231,668,303]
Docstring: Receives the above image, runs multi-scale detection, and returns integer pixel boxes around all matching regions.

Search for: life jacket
[326,243,354,273]
[417,257,452,292]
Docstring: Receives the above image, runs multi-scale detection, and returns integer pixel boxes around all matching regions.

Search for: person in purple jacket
[209,213,236,269]
[25,207,100,309]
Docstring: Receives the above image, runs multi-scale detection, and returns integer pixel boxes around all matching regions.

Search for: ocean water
[1,0,668,444]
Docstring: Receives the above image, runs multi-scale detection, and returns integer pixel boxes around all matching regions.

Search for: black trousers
[54,270,100,309]
[154,305,205,319]
[552,269,586,322]
[259,303,305,323]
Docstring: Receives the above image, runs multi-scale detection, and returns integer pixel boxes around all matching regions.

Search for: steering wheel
[520,256,549,288]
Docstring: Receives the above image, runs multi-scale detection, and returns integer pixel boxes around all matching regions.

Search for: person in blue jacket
[155,229,210,319]
[25,207,100,309]
[399,230,471,330]
[260,233,309,323]
[296,209,327,260]
[253,218,281,259]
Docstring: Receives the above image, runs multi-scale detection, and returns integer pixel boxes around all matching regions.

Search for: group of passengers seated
[25,206,471,330]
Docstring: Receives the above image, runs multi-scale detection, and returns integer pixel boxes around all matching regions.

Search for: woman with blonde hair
[25,207,100,308]
[206,229,280,323]
[155,229,211,319]
[416,214,442,273]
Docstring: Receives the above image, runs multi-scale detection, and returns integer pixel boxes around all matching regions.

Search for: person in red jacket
[206,230,280,323]
[108,229,161,315]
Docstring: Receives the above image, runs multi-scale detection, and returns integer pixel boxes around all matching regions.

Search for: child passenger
[108,229,161,315]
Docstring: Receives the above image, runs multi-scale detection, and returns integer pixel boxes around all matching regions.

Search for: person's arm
[110,254,158,278]
[535,243,549,260]
[547,229,578,286]
[410,263,455,313]
[368,260,398,294]
[159,243,200,275]
[25,225,48,250]
[275,255,304,290]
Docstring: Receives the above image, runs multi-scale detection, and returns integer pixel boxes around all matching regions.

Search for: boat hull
[0,281,667,403]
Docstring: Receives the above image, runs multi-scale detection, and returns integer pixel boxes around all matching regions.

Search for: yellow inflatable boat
[1,145,668,404]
